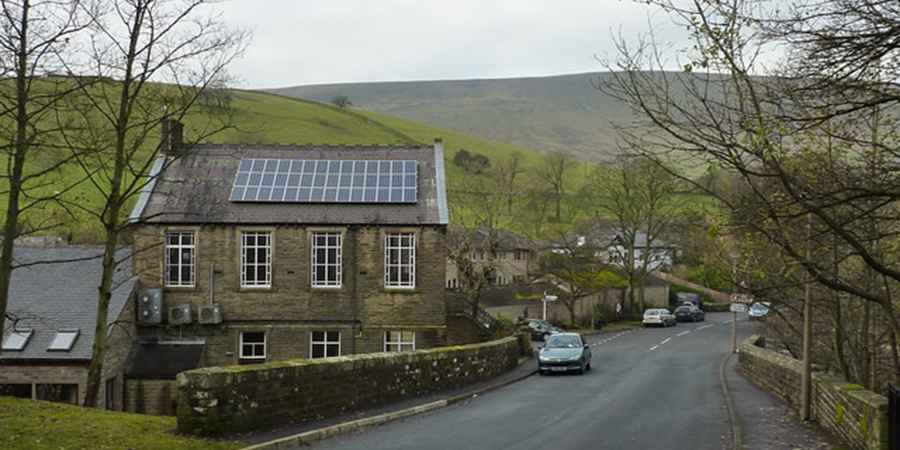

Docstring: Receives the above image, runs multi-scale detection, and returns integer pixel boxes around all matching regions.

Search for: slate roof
[132,143,449,226]
[1,246,136,361]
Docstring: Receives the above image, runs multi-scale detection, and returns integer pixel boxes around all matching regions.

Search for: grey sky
[216,0,689,89]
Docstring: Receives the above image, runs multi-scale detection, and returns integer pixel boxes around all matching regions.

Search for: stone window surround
[239,331,266,361]
[160,226,201,291]
[309,330,341,359]
[238,229,274,289]
[384,330,415,352]
[380,227,419,292]
[383,230,416,289]
[307,227,346,290]
[164,229,197,288]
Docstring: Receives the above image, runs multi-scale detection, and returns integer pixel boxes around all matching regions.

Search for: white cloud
[214,0,692,88]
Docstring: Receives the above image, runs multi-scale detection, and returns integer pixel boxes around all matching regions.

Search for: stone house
[0,246,137,411]
[126,126,450,380]
[445,228,535,289]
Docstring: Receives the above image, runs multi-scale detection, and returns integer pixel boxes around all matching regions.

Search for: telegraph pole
[801,214,812,421]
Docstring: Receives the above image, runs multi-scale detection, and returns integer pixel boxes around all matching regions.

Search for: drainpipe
[351,226,360,354]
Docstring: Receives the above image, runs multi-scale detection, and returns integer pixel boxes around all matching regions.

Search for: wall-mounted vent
[168,304,192,325]
[138,289,163,324]
[198,304,223,325]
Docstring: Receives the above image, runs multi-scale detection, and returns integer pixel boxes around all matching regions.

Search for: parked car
[675,292,703,309]
[525,319,563,341]
[643,308,676,327]
[674,305,705,322]
[748,302,771,320]
[538,333,592,375]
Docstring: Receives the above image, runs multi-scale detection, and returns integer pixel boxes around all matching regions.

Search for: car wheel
[578,362,585,375]
[586,360,592,371]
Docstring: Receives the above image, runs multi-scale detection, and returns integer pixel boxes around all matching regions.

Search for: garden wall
[176,335,529,436]
[739,335,889,450]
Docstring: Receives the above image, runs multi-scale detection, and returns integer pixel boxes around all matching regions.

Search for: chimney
[160,119,184,156]
[433,137,443,154]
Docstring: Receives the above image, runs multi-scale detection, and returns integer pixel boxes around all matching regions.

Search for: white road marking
[648,345,659,352]
[696,324,713,331]
[660,337,671,345]
[723,320,734,324]
[676,330,690,337]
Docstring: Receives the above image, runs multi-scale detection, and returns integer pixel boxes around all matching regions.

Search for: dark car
[674,305,705,322]
[538,333,592,375]
[675,292,703,309]
[525,319,562,341]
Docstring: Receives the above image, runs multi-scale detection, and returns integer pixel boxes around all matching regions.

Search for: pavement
[725,331,840,450]
[249,313,841,450]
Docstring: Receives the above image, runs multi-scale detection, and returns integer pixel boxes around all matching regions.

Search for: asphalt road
[308,312,754,450]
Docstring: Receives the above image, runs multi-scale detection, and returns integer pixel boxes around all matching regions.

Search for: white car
[643,308,676,327]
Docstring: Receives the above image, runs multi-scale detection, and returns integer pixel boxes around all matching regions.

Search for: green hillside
[268,72,639,162]
[9,89,591,242]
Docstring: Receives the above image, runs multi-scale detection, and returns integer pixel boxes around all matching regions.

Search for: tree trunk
[554,192,561,222]
[831,297,852,382]
[82,224,119,407]
[0,0,31,336]
[565,299,577,328]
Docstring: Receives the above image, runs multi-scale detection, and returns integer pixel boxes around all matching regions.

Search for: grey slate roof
[134,143,449,225]
[1,246,136,360]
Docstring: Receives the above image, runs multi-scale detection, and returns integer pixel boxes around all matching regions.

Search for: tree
[537,153,572,222]
[495,153,523,214]
[599,0,900,385]
[59,0,247,407]
[537,232,626,327]
[331,95,351,108]
[0,0,93,334]
[587,157,680,314]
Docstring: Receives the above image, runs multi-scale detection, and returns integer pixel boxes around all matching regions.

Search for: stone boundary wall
[739,335,889,450]
[177,335,529,436]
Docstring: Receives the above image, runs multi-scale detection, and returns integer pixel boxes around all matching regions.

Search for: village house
[128,122,450,372]
[445,228,535,289]
[0,246,137,411]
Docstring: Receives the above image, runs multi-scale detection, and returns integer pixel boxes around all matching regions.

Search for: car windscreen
[644,310,660,316]
[545,335,582,348]
[675,307,691,312]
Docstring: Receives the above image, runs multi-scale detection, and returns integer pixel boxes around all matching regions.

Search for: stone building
[127,125,450,376]
[445,228,535,289]
[0,246,137,411]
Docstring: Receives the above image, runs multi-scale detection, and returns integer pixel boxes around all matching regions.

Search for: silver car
[642,308,676,327]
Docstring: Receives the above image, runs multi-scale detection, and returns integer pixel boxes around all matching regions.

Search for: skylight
[2,329,33,351]
[47,329,80,352]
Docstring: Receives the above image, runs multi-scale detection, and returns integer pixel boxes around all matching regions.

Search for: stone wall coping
[178,335,520,383]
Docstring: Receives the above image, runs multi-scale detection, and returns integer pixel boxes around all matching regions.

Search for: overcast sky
[216,0,689,89]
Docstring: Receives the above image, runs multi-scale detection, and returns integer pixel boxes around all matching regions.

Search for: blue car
[538,333,592,375]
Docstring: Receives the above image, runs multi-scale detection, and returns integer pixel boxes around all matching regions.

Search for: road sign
[730,293,754,304]
[730,303,748,313]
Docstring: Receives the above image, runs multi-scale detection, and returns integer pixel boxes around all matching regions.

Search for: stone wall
[177,335,526,436]
[126,379,176,415]
[739,335,889,450]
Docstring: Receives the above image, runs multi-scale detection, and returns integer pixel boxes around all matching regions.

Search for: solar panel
[229,159,418,204]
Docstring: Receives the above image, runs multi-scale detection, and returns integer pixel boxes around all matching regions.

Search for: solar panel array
[229,159,418,204]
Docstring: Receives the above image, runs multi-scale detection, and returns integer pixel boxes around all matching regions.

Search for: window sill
[383,287,420,294]
[237,286,277,294]
[310,285,344,292]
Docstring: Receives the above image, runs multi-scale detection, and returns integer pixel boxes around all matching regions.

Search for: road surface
[306,312,753,450]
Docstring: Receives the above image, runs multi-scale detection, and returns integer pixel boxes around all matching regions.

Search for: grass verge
[0,396,241,450]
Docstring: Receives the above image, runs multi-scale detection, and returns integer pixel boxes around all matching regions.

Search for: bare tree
[587,157,680,314]
[537,153,572,222]
[599,0,900,384]
[0,0,94,334]
[58,0,247,407]
[495,153,523,214]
